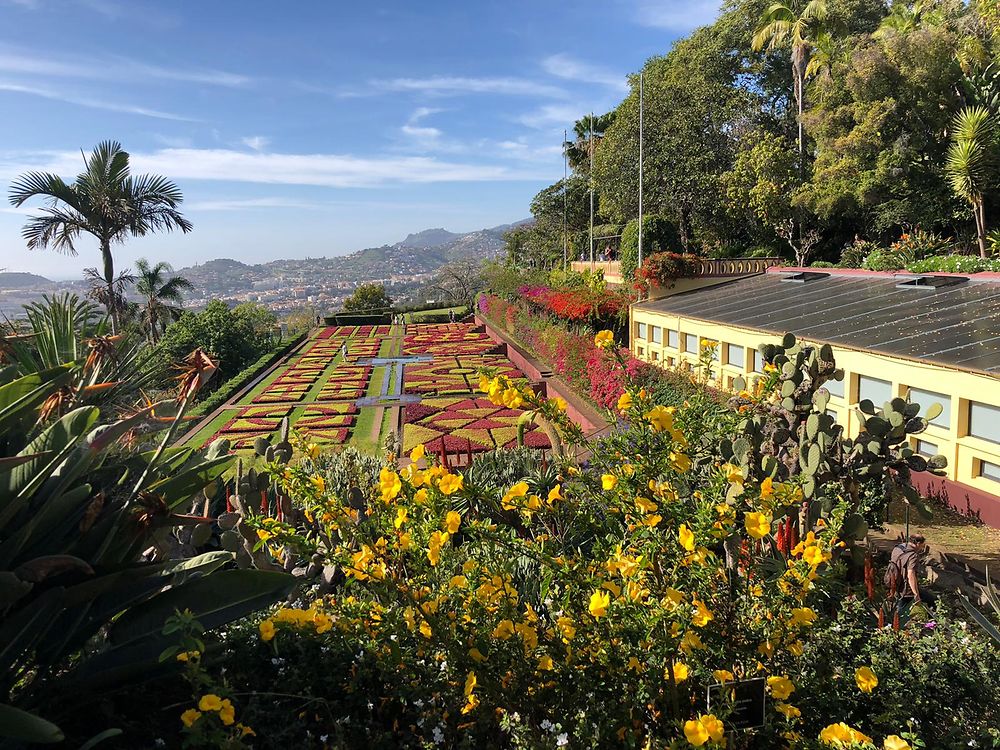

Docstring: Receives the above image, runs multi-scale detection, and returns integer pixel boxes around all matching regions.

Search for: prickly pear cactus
[725,334,947,539]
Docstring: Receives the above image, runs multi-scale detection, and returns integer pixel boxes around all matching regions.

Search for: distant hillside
[396,228,461,249]
[0,272,53,289]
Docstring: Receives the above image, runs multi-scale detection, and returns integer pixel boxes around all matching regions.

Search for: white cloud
[185,197,326,211]
[0,147,547,188]
[632,0,723,31]
[370,76,567,98]
[0,45,251,87]
[409,106,445,122]
[518,103,587,131]
[541,54,628,92]
[241,136,270,151]
[0,81,197,120]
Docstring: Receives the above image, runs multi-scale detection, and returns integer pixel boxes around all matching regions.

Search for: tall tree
[946,106,997,257]
[752,0,829,170]
[134,258,193,343]
[343,283,393,313]
[8,141,192,330]
[564,112,616,173]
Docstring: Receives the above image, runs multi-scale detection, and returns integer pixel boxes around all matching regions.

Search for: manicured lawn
[408,305,469,322]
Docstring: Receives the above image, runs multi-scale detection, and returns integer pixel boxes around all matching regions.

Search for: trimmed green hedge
[188,334,306,418]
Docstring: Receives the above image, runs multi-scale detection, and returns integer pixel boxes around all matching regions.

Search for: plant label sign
[707,677,766,730]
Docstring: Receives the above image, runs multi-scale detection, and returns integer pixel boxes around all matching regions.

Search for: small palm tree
[134,258,193,343]
[564,112,616,172]
[8,141,192,330]
[752,0,829,171]
[946,107,997,258]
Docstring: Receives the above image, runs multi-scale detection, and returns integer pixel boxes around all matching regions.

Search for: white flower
[541,720,552,730]
[556,733,569,746]
[433,726,445,744]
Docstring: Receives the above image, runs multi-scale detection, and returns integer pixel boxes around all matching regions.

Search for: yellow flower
[602,474,618,490]
[409,443,426,463]
[617,392,633,412]
[379,467,402,502]
[537,655,554,671]
[678,523,695,552]
[713,669,734,683]
[414,488,429,504]
[589,589,610,618]
[760,476,774,499]
[198,694,223,712]
[445,510,462,534]
[218,699,235,726]
[469,647,486,662]
[438,473,464,495]
[501,387,524,409]
[883,736,911,750]
[644,405,674,433]
[553,396,568,411]
[594,330,615,349]
[669,451,692,473]
[427,530,447,566]
[775,702,801,719]
[493,619,515,639]
[767,675,795,701]
[176,650,200,662]
[745,511,772,539]
[309,474,326,493]
[548,484,563,503]
[180,709,202,728]
[461,693,479,714]
[394,507,408,528]
[819,723,872,746]
[692,597,714,627]
[684,718,710,746]
[642,514,662,527]
[802,544,828,567]
[463,670,477,696]
[556,615,576,641]
[259,619,275,641]
[305,443,320,460]
[789,607,817,627]
[669,662,689,682]
[635,495,658,513]
[855,666,878,693]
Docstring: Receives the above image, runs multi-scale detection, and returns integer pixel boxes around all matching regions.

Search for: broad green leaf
[0,703,64,743]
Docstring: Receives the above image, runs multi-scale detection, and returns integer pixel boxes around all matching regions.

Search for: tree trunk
[976,199,988,258]
[101,240,117,334]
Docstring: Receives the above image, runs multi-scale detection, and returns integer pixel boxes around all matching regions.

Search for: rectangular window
[684,333,698,353]
[666,356,675,367]
[651,351,659,361]
[667,330,679,349]
[969,402,1000,445]
[824,375,845,399]
[858,375,892,405]
[979,459,1000,483]
[651,326,662,344]
[913,439,937,457]
[637,346,644,356]
[753,350,765,373]
[726,344,744,369]
[636,322,647,340]
[907,387,950,429]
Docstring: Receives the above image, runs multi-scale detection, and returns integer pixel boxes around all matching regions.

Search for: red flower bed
[518,285,629,324]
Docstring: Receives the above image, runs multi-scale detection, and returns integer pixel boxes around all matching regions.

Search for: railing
[569,257,782,280]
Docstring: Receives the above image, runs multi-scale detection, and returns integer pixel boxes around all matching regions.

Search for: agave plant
[2,293,164,418]
[0,353,294,744]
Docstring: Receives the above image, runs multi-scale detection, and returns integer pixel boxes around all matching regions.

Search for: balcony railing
[570,257,782,281]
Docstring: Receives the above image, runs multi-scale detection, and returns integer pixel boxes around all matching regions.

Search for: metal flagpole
[589,111,594,269]
[638,72,644,271]
[563,128,568,272]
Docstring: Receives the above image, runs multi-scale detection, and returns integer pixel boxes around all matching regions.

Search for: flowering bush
[149,333,976,750]
[517,284,630,325]
[636,252,700,289]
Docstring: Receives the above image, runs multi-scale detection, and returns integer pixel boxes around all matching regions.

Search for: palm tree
[134,258,193,343]
[873,1,945,38]
[752,0,829,171]
[7,141,193,330]
[946,107,997,257]
[564,112,617,172]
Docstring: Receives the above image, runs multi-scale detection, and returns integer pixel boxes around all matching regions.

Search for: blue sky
[0,0,720,278]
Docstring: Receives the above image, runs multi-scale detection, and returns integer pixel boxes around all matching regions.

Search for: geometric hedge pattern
[402,396,551,454]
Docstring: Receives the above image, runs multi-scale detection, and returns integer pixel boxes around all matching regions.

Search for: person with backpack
[885,534,933,615]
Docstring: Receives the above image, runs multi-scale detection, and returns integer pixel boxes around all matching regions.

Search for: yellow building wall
[630,310,1000,498]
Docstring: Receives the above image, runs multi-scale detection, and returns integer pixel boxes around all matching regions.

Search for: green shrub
[620,215,680,281]
[862,248,905,271]
[839,239,882,268]
[809,260,838,268]
[906,255,1000,274]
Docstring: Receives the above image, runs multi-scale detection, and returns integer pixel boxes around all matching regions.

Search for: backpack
[883,544,916,597]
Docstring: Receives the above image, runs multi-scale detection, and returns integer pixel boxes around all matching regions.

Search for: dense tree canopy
[343,283,393,313]
[514,0,1000,265]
